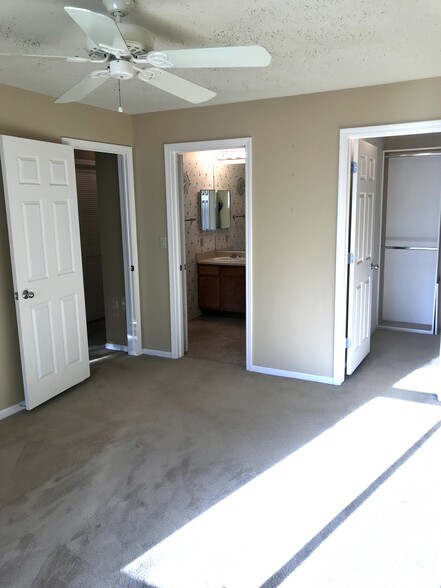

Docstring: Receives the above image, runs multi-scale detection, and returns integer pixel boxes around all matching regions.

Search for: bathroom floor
[186,314,246,366]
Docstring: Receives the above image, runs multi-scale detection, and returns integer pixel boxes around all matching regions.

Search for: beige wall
[2,77,441,411]
[131,77,441,378]
[0,84,132,411]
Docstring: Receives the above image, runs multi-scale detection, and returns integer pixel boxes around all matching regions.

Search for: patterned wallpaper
[182,151,245,320]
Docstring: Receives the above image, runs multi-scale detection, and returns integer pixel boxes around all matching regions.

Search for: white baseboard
[105,343,128,352]
[142,348,173,359]
[0,402,25,420]
[249,364,335,385]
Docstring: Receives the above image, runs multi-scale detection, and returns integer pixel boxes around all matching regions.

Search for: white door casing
[62,137,142,356]
[346,140,377,375]
[0,135,90,409]
[164,137,253,368]
[177,154,189,353]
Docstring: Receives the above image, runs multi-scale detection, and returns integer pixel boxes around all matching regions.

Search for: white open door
[346,139,378,375]
[0,135,90,409]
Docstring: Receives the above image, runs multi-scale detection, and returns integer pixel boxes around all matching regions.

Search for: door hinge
[346,338,352,349]
[14,291,18,301]
[351,161,358,173]
[179,264,187,271]
[348,252,355,264]
[130,265,134,272]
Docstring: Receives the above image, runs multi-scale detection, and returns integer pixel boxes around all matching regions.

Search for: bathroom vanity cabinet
[198,264,245,313]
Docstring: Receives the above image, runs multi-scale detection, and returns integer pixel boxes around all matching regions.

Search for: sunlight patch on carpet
[279,426,441,587]
[393,359,441,396]
[122,397,440,588]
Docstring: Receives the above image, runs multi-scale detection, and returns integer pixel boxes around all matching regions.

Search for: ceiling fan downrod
[102,0,134,20]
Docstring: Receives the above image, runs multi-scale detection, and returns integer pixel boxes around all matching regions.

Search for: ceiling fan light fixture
[109,59,134,79]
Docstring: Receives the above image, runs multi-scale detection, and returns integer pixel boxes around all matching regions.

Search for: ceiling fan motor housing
[109,59,134,79]
[102,0,134,18]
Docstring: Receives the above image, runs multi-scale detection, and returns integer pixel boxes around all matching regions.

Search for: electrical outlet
[160,236,167,249]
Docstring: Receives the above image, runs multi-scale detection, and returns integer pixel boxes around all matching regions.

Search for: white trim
[250,364,335,385]
[164,138,253,368]
[61,138,142,356]
[142,348,173,359]
[0,403,25,420]
[335,120,441,385]
[105,343,128,352]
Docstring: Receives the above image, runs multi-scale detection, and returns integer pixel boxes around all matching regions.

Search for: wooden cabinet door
[198,265,220,309]
[220,266,245,312]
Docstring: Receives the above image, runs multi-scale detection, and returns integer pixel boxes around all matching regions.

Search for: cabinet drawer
[221,266,245,278]
[198,264,220,276]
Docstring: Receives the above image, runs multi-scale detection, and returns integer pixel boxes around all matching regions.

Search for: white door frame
[62,137,142,356]
[164,137,253,367]
[334,119,441,385]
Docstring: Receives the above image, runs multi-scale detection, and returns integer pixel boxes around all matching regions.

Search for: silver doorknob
[22,290,35,299]
[371,263,380,271]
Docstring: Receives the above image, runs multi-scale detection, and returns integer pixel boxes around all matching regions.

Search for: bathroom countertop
[198,257,246,266]
[197,250,246,266]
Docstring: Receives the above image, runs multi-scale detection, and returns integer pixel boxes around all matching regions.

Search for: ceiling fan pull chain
[118,79,123,113]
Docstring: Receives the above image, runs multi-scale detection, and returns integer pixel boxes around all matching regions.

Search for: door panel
[347,140,377,375]
[53,200,75,274]
[0,135,90,409]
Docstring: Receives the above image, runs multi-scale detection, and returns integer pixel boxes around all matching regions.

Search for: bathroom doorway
[164,137,253,368]
[180,149,246,366]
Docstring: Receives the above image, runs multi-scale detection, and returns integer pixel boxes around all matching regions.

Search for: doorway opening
[62,137,142,358]
[335,120,441,385]
[180,148,246,366]
[164,138,252,368]
[378,148,441,335]
[74,150,127,361]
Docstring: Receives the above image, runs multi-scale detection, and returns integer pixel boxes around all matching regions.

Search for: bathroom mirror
[200,189,231,230]
[217,190,231,229]
[200,189,217,231]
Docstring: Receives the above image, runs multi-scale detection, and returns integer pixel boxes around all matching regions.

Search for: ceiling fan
[2,0,271,109]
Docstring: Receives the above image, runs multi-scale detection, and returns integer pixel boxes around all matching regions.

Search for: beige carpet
[0,330,440,587]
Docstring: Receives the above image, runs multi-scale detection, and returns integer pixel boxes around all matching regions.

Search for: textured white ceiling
[1,0,441,114]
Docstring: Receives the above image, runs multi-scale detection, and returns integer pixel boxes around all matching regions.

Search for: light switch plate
[160,235,167,249]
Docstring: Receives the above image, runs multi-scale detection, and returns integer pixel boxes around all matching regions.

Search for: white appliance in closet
[381,152,441,334]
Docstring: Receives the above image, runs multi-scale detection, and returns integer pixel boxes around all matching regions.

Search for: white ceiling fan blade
[55,72,109,103]
[64,7,130,57]
[153,46,272,68]
[0,52,107,63]
[137,68,216,104]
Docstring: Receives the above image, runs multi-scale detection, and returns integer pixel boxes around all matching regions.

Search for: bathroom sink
[213,256,245,262]
[198,254,246,265]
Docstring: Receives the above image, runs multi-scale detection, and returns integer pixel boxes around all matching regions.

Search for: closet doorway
[62,137,142,359]
[379,150,441,335]
[74,150,127,360]
[335,120,441,385]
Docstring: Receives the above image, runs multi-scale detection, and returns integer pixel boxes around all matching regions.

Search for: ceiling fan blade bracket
[137,68,157,82]
[146,52,174,68]
[98,43,131,60]
[90,69,110,79]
